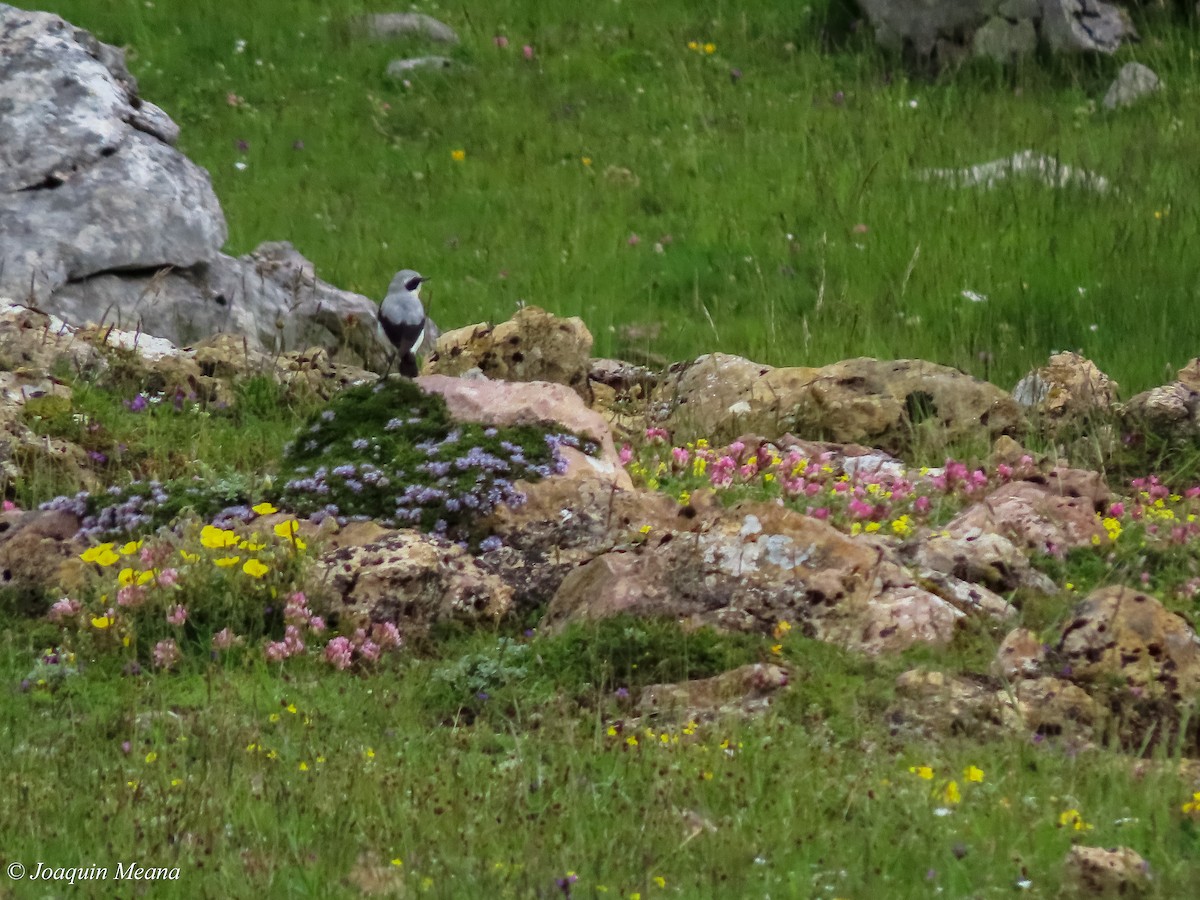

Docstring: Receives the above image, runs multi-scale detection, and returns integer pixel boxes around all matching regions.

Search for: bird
[378,268,439,377]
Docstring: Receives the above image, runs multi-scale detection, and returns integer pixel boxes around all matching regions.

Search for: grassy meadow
[5,1,1200,897]
[33,0,1200,392]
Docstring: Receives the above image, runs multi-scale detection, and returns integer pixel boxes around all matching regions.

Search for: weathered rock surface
[544,501,983,655]
[655,355,1021,452]
[632,664,790,723]
[427,307,593,398]
[1104,62,1161,110]
[1057,587,1200,706]
[856,0,1137,61]
[917,150,1112,193]
[354,12,459,43]
[1012,351,1119,420]
[386,56,456,77]
[0,508,83,614]
[1122,381,1200,435]
[1062,845,1151,897]
[911,530,1057,595]
[0,5,226,300]
[318,530,512,634]
[47,241,392,369]
[946,474,1109,554]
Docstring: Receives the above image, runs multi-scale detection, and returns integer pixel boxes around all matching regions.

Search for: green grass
[35,0,1200,393]
[4,621,1200,898]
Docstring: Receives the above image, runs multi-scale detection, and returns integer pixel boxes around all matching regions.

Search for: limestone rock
[417,373,628,485]
[1012,351,1119,419]
[946,479,1107,554]
[427,307,592,397]
[1041,0,1136,55]
[972,15,1037,62]
[992,627,1046,680]
[633,664,790,723]
[0,508,83,614]
[1062,845,1151,897]
[0,6,225,300]
[386,57,455,77]
[355,12,459,43]
[656,356,1021,452]
[1058,586,1200,706]
[0,302,106,380]
[1122,381,1200,435]
[911,530,1057,594]
[1104,62,1161,110]
[47,242,392,370]
[917,150,1112,193]
[318,530,512,634]
[545,501,968,655]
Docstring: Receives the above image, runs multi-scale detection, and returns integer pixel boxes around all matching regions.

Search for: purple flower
[125,394,149,412]
[479,535,503,553]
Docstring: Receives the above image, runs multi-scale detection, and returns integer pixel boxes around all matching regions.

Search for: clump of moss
[275,378,596,536]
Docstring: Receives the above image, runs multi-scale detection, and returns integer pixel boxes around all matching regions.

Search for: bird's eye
[405,277,423,292]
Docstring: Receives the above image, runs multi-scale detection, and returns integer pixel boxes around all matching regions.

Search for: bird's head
[390,268,429,296]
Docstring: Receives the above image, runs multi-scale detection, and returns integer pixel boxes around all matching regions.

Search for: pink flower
[494,35,509,48]
[166,605,188,626]
[1,500,16,511]
[157,568,179,587]
[212,628,238,650]
[153,639,181,669]
[1108,501,1125,517]
[671,447,690,467]
[48,597,82,622]
[619,444,633,465]
[371,622,402,649]
[914,495,931,514]
[325,637,353,671]
[997,463,1013,481]
[308,615,326,633]
[264,641,290,663]
[808,507,830,520]
[284,624,305,655]
[627,233,641,247]
[352,627,368,648]
[644,427,670,443]
[522,44,534,60]
[359,639,382,662]
[284,597,310,626]
[116,586,145,608]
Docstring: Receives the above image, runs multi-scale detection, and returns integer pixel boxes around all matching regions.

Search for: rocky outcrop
[631,664,790,724]
[542,501,1005,655]
[1062,846,1151,897]
[319,530,512,634]
[655,356,1021,451]
[1012,352,1119,420]
[855,0,1137,62]
[427,307,593,398]
[0,5,225,299]
[0,9,393,370]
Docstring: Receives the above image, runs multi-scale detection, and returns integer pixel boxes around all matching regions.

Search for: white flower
[961,290,988,303]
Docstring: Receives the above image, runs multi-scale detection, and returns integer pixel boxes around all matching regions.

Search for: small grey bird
[378,268,439,377]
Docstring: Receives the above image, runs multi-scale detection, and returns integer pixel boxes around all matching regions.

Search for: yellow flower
[298,761,309,772]
[364,747,376,759]
[91,615,112,630]
[909,765,934,780]
[606,726,617,737]
[1058,809,1093,831]
[200,525,240,549]
[286,703,297,714]
[145,752,157,764]
[773,620,792,639]
[214,556,241,568]
[243,558,269,578]
[391,858,403,867]
[639,525,652,535]
[269,713,280,723]
[864,521,881,533]
[964,765,984,783]
[891,515,912,537]
[1182,792,1200,814]
[451,149,466,162]
[653,875,666,888]
[770,643,783,656]
[703,42,715,54]
[687,40,698,50]
[581,156,592,167]
[626,735,638,747]
[1102,517,1122,541]
[120,540,143,556]
[678,490,691,504]
[266,749,278,760]
[944,780,961,804]
[82,545,121,567]
[692,457,708,477]
[179,549,200,563]
[239,539,266,552]
[118,567,136,586]
[252,502,278,515]
[171,778,182,787]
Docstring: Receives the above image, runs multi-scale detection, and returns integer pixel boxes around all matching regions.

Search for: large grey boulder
[0,4,225,301]
[49,242,392,369]
[855,0,1138,62]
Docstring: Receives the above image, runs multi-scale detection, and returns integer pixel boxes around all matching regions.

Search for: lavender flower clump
[275,378,596,539]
